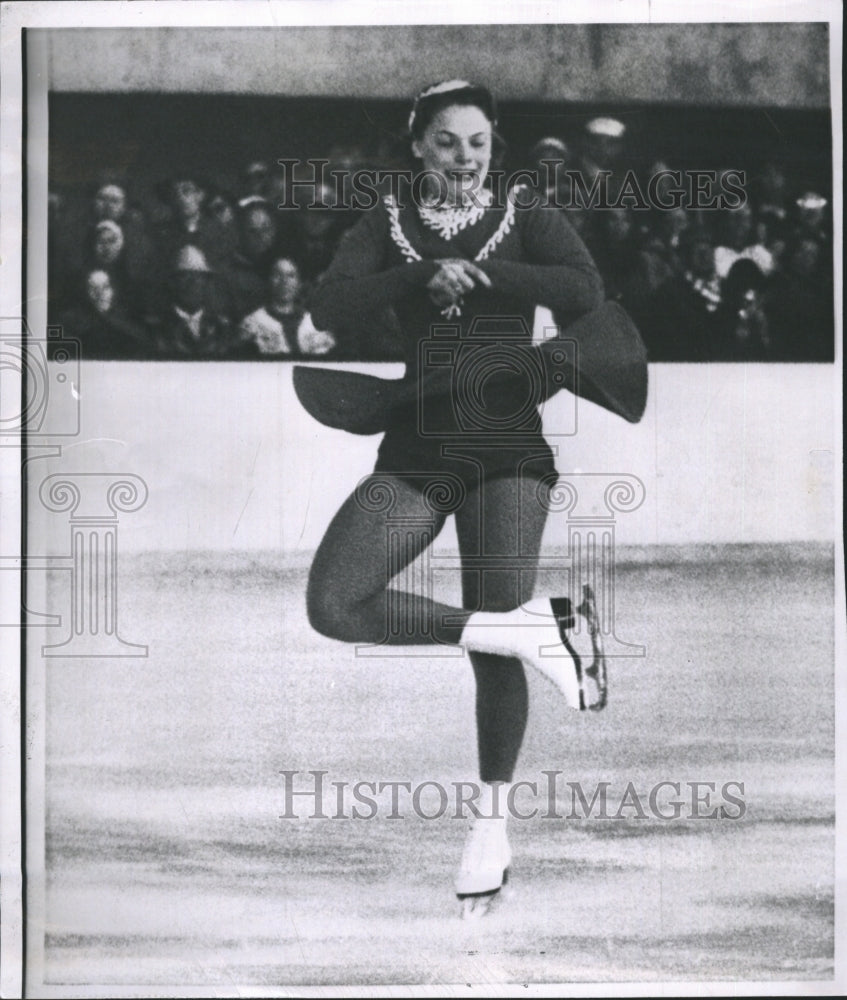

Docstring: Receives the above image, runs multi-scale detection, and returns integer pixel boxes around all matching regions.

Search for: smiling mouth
[448,170,479,183]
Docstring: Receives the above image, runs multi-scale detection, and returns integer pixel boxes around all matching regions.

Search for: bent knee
[306,567,368,642]
[306,578,345,640]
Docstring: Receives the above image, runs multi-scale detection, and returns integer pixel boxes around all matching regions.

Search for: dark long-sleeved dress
[309,185,605,492]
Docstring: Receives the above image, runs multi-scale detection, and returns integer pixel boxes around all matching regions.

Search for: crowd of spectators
[47,118,834,362]
[526,119,834,362]
[48,158,367,361]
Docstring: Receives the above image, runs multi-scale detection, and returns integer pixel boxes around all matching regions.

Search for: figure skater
[298,80,646,917]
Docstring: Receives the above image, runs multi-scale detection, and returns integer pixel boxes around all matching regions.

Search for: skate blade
[458,872,512,919]
[460,893,499,920]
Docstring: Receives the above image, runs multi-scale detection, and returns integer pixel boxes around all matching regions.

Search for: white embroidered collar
[386,185,521,264]
[385,186,525,317]
[416,188,494,240]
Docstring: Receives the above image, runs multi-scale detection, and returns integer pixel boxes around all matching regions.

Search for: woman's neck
[269,298,299,316]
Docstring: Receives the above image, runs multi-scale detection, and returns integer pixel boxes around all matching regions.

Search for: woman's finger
[428,272,460,298]
[457,261,492,288]
[440,263,476,293]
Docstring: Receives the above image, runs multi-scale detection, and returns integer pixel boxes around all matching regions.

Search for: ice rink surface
[36,543,834,988]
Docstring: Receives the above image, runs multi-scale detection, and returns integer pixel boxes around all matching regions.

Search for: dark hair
[721,258,766,308]
[408,81,497,141]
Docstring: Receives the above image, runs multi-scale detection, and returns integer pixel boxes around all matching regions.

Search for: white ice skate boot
[454,814,511,919]
[461,584,607,711]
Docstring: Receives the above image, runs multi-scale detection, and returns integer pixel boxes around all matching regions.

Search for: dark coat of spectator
[766,238,834,361]
[637,224,721,362]
[147,246,256,359]
[59,270,152,359]
[713,259,771,361]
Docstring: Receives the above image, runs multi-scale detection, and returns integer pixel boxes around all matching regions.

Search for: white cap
[586,117,626,139]
[174,245,213,273]
[796,191,827,210]
[531,137,569,156]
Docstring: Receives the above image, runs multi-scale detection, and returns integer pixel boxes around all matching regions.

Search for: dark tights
[307,473,549,782]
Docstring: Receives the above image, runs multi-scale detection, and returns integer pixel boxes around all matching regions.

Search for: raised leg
[306,474,470,645]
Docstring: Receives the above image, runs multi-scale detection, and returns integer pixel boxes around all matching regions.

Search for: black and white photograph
[0,1,843,995]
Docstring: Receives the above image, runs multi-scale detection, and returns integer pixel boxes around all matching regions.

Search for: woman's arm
[309,206,439,329]
[482,200,605,315]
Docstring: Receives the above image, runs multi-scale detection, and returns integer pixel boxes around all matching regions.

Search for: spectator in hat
[792,191,829,244]
[567,117,628,252]
[147,246,254,360]
[580,116,627,198]
[238,256,335,357]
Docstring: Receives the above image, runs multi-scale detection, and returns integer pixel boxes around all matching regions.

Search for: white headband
[408,79,476,133]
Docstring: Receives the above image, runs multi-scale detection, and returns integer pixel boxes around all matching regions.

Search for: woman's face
[94,185,126,222]
[208,194,234,227]
[173,180,205,220]
[412,104,492,202]
[269,258,301,304]
[86,271,114,313]
[240,207,277,261]
[94,227,123,265]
